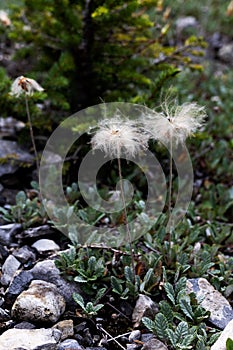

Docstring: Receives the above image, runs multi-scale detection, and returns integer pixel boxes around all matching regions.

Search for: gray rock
[187,278,233,329]
[0,117,25,138]
[127,345,141,350]
[12,280,66,323]
[14,321,36,329]
[0,328,61,350]
[16,225,55,239]
[0,223,22,245]
[129,329,141,342]
[52,319,74,340]
[31,259,81,307]
[176,16,198,31]
[218,43,233,64]
[141,333,155,343]
[211,319,233,350]
[5,270,33,302]
[5,259,81,307]
[86,348,107,350]
[32,239,60,253]
[58,339,84,350]
[13,245,36,263]
[142,338,168,350]
[1,254,21,286]
[0,140,34,178]
[132,294,159,327]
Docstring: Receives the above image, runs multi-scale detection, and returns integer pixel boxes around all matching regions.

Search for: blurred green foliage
[0,0,206,128]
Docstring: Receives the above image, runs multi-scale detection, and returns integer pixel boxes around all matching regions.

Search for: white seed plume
[10,76,44,97]
[143,101,207,145]
[91,116,149,158]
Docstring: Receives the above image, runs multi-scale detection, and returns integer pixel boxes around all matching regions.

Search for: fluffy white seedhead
[143,101,206,145]
[10,76,44,97]
[91,116,149,158]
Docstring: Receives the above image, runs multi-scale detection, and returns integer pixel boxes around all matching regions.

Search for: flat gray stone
[31,239,60,253]
[12,280,66,323]
[13,245,36,263]
[58,339,84,350]
[142,338,168,350]
[187,278,233,329]
[1,254,21,286]
[0,328,61,350]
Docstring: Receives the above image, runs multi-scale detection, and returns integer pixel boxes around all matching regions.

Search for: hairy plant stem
[25,95,40,176]
[117,153,136,283]
[168,138,173,253]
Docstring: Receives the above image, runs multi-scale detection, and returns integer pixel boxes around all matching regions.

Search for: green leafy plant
[111,265,159,300]
[142,276,218,350]
[54,245,77,280]
[73,292,105,317]
[0,187,46,228]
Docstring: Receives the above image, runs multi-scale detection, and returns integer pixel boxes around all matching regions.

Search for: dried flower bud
[10,76,44,97]
[0,10,11,27]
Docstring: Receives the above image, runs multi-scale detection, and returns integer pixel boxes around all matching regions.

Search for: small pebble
[53,319,74,340]
[13,245,36,264]
[58,339,84,350]
[31,238,60,253]
[129,329,141,342]
[1,255,21,286]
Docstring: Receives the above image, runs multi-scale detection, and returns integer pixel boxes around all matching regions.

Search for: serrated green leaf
[154,312,169,340]
[111,276,123,295]
[93,303,104,313]
[166,328,176,347]
[73,292,85,308]
[142,317,156,333]
[175,321,189,342]
[175,277,187,295]
[143,268,154,284]
[160,301,174,324]
[164,282,176,305]
[94,287,107,303]
[180,298,194,321]
[124,265,134,283]
[88,256,96,272]
[196,338,206,350]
